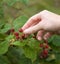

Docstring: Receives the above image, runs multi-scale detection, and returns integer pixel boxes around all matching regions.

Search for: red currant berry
[43,50,48,55]
[45,45,49,48]
[19,28,23,32]
[39,43,43,47]
[14,32,19,36]
[16,36,20,40]
[43,54,47,58]
[22,34,25,39]
[10,28,15,33]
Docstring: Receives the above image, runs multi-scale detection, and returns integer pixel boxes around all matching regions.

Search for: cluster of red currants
[10,28,52,59]
[10,28,25,40]
[39,43,50,59]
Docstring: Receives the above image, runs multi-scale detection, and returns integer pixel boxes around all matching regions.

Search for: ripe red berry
[43,50,48,55]
[16,36,20,40]
[45,45,49,48]
[43,54,47,58]
[22,34,25,39]
[19,28,23,32]
[14,32,19,36]
[39,43,43,47]
[10,28,15,33]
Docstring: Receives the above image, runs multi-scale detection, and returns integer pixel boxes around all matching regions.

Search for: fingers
[36,31,52,41]
[22,13,41,30]
[23,20,44,34]
[36,30,44,41]
[43,32,52,40]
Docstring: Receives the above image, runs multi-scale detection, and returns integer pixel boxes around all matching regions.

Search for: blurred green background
[1,0,60,21]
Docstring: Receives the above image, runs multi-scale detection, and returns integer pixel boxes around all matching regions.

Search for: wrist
[58,15,60,22]
[57,15,60,27]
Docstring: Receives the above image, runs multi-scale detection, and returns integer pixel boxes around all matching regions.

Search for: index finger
[22,13,41,30]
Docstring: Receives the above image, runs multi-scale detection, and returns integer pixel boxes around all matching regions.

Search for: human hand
[22,10,60,40]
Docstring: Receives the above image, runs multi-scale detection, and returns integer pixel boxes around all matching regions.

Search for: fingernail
[37,37,42,41]
[23,29,31,34]
[23,30,28,34]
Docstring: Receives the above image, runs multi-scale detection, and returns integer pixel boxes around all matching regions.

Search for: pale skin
[22,10,60,40]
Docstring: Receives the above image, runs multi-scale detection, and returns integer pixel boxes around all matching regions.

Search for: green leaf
[6,47,32,64]
[0,33,6,40]
[0,19,5,29]
[52,35,60,46]
[48,35,54,43]
[1,23,11,33]
[22,0,29,5]
[0,55,10,64]
[0,41,9,55]
[24,46,37,62]
[55,52,60,60]
[5,35,14,42]
[13,16,28,31]
[27,38,40,50]
[11,41,27,47]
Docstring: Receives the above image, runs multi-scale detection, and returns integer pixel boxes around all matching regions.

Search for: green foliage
[52,35,60,46]
[13,16,28,31]
[24,46,37,62]
[0,55,10,64]
[27,38,40,50]
[0,15,60,64]
[0,0,60,64]
[0,41,9,55]
[0,33,6,40]
[1,23,12,33]
[11,41,27,47]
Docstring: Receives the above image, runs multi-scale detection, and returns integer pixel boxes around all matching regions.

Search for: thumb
[23,20,45,34]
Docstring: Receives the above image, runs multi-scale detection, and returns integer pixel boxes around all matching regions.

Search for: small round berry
[14,32,19,36]
[10,39,15,42]
[19,28,23,32]
[45,45,49,48]
[43,49,48,55]
[16,36,20,40]
[40,52,48,59]
[10,28,15,33]
[22,34,25,39]
[39,43,43,47]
